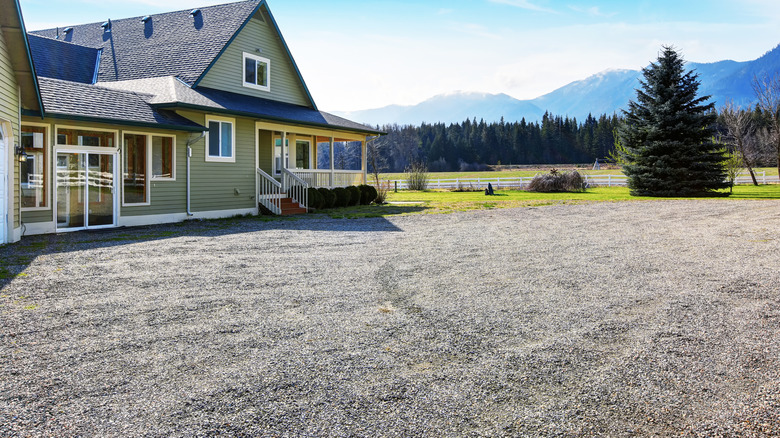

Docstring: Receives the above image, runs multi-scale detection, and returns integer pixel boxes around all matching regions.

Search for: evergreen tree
[618,46,727,196]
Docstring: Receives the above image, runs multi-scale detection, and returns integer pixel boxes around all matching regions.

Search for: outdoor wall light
[15,145,27,162]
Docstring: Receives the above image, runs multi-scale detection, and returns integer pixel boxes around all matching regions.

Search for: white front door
[0,125,6,243]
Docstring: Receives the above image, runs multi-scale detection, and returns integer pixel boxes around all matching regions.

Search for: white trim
[118,207,257,228]
[205,115,236,163]
[20,122,51,212]
[242,52,271,92]
[121,130,152,207]
[18,220,56,236]
[54,124,119,151]
[0,122,7,244]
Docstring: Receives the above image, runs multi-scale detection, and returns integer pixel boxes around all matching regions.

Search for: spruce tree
[618,46,728,196]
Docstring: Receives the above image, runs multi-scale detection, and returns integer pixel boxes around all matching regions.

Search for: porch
[255,122,370,215]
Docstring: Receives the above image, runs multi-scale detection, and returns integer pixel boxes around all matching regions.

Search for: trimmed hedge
[317,187,336,209]
[332,187,350,207]
[346,186,361,206]
[307,187,324,210]
[358,184,377,205]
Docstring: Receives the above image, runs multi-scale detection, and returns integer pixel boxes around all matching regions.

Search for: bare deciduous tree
[753,73,780,177]
[720,101,760,185]
[366,135,389,203]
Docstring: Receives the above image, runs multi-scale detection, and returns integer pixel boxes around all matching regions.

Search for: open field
[380,166,779,181]
[2,200,780,436]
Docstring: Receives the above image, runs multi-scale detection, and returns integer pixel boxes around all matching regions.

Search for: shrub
[317,187,336,209]
[307,187,324,210]
[405,162,429,191]
[332,187,350,207]
[346,186,361,206]
[526,169,586,193]
[358,184,377,204]
[374,181,389,204]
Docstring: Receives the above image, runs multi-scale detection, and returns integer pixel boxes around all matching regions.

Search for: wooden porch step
[279,197,307,216]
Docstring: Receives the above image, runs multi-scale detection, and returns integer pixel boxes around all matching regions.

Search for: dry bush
[527,169,586,192]
[405,162,430,191]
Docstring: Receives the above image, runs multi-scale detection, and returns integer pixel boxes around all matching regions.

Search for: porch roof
[30,77,206,131]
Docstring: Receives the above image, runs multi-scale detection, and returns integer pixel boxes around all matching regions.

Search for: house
[0,0,382,242]
[0,0,44,243]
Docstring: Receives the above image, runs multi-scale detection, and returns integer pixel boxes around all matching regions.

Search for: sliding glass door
[56,151,116,231]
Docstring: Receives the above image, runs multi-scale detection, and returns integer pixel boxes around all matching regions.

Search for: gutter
[186,131,206,217]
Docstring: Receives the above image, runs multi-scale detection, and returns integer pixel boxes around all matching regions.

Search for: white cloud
[487,0,557,14]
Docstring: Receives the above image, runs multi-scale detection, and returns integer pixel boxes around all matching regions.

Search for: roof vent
[101,19,112,31]
[190,9,201,17]
[63,27,73,34]
[141,16,151,23]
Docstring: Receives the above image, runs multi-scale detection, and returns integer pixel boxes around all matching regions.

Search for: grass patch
[381,167,779,181]
[382,185,780,214]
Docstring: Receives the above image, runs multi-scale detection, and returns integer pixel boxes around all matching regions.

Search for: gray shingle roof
[38,77,205,131]
[98,76,382,135]
[30,0,261,86]
[28,34,99,84]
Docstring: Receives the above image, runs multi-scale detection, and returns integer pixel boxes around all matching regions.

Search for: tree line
[371,113,621,173]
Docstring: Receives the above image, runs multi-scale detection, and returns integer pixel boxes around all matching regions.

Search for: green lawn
[315,184,780,219]
[380,167,779,181]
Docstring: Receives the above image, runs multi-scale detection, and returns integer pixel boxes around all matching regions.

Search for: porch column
[281,131,287,172]
[361,139,367,185]
[329,137,334,188]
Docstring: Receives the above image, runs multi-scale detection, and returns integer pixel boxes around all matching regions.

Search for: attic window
[243,52,270,92]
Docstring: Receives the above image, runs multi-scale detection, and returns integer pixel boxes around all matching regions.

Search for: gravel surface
[1,200,780,437]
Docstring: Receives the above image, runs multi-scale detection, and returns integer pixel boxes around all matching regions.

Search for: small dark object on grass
[527,170,586,193]
[484,182,495,196]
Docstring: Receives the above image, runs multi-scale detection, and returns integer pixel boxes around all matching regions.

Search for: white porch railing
[257,168,282,215]
[282,168,308,210]
[289,169,364,188]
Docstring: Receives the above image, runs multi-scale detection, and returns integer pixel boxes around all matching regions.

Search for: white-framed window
[205,116,236,163]
[122,132,150,206]
[21,123,50,210]
[121,131,177,206]
[243,52,270,92]
[151,135,176,180]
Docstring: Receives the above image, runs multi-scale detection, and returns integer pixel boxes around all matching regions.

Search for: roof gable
[194,4,314,108]
[28,34,100,84]
[30,1,262,86]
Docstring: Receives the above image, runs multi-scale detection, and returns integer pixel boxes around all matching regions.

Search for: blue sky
[18,0,780,112]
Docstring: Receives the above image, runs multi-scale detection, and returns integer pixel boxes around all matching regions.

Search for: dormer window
[243,52,270,92]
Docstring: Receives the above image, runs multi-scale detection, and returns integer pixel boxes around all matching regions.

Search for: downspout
[186,131,206,217]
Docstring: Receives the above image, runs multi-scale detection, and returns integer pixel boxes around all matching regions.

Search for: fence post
[394,180,398,192]
[763,171,767,184]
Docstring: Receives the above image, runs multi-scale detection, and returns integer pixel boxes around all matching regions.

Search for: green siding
[0,29,21,230]
[258,129,272,175]
[197,14,310,107]
[176,110,257,213]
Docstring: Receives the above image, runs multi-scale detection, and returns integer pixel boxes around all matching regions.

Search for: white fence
[389,171,777,190]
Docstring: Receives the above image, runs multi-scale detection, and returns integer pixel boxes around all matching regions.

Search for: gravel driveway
[2,200,780,437]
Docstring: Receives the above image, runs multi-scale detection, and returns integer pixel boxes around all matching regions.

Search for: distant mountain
[336,91,545,127]
[335,44,780,126]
